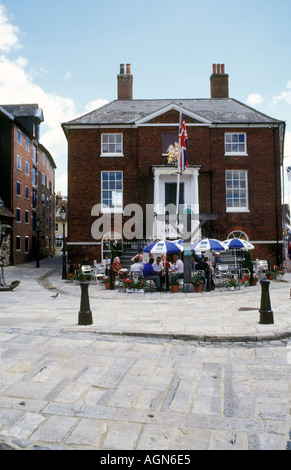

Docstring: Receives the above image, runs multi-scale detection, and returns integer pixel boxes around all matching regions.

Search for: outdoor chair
[91,265,106,284]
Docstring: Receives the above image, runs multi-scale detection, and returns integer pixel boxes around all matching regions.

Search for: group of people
[79,250,222,290]
[129,253,184,291]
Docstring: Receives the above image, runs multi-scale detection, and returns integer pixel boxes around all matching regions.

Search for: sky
[1,0,291,207]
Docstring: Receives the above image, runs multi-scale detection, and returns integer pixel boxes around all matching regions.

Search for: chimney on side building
[117,63,133,100]
[210,64,229,98]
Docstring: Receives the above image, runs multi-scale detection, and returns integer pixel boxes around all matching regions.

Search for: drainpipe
[273,127,280,266]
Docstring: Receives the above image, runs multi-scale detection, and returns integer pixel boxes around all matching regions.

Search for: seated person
[195,257,214,289]
[143,258,162,290]
[130,257,143,277]
[112,257,124,279]
[80,255,90,268]
[195,256,209,273]
[213,252,221,269]
[173,254,184,279]
[153,256,165,285]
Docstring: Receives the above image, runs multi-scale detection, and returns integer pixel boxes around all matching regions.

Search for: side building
[0,104,56,264]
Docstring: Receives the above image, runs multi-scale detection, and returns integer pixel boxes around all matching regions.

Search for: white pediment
[135,103,212,125]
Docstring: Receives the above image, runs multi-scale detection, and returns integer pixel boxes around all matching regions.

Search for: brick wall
[67,120,283,266]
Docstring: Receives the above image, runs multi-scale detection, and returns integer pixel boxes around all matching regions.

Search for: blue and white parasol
[191,238,226,252]
[222,238,254,250]
[143,239,183,254]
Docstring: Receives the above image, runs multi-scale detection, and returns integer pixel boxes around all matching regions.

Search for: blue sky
[1,0,291,203]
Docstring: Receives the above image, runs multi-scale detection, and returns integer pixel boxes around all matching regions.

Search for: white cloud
[284,131,291,160]
[0,3,110,195]
[64,72,72,81]
[85,98,108,113]
[0,4,21,53]
[247,93,263,106]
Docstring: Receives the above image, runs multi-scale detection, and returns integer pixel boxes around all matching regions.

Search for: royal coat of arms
[167,142,179,164]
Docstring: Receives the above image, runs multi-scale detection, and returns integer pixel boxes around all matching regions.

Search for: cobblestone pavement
[0,330,291,450]
[0,257,291,450]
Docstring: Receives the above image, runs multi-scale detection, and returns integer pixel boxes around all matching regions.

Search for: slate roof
[1,104,44,121]
[63,98,284,127]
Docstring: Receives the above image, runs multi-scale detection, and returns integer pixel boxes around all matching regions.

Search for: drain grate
[238,307,259,311]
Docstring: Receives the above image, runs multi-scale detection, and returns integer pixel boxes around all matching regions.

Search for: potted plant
[102,276,111,289]
[240,277,249,288]
[192,273,204,292]
[170,274,180,293]
[123,277,145,293]
[227,278,239,290]
[252,276,259,286]
[266,271,274,280]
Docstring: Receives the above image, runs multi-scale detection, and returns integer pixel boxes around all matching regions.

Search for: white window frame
[16,181,21,196]
[25,137,30,151]
[225,170,249,212]
[25,161,29,176]
[17,129,22,145]
[42,172,46,185]
[101,133,123,157]
[25,185,29,200]
[225,132,247,156]
[16,207,21,223]
[17,155,22,170]
[101,171,123,213]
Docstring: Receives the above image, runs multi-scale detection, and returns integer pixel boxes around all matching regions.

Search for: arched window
[227,230,249,241]
[101,232,123,261]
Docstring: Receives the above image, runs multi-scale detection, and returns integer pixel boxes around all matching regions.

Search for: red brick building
[62,64,285,266]
[0,104,56,264]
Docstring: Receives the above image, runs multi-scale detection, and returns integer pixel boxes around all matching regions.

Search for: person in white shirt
[152,256,163,273]
[130,257,143,277]
[173,254,184,279]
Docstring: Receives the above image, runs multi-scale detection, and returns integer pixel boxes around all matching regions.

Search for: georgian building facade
[0,104,56,264]
[62,64,285,266]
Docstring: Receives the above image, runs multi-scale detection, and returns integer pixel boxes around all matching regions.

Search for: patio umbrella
[172,239,184,252]
[143,239,183,254]
[222,238,254,250]
[191,238,226,252]
[222,238,254,270]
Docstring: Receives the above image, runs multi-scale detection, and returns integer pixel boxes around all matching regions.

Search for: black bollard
[259,278,274,324]
[78,281,93,325]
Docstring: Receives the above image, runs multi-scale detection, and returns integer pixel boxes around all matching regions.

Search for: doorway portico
[152,166,201,241]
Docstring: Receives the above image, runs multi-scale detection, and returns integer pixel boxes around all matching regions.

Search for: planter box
[126,288,145,293]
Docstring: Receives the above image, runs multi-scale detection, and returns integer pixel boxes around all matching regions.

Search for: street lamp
[36,217,41,268]
[60,206,67,280]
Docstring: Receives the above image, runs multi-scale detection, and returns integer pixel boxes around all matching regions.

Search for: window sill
[101,208,123,214]
[226,208,250,213]
[100,153,124,158]
[224,153,248,157]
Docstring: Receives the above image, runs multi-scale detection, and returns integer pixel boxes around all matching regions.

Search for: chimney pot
[120,64,125,74]
[212,64,217,74]
[126,63,131,74]
[217,64,221,74]
[221,64,225,74]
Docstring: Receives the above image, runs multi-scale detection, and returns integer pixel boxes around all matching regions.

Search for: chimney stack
[117,63,133,100]
[210,64,229,98]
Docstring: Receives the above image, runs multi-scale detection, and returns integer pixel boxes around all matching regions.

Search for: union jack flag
[178,112,188,174]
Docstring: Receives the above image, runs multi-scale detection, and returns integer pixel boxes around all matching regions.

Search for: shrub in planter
[170,274,180,292]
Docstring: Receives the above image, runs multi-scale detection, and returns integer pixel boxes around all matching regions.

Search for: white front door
[152,167,201,241]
